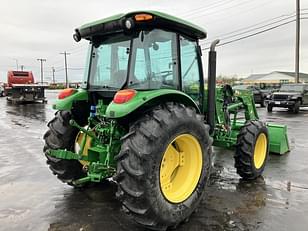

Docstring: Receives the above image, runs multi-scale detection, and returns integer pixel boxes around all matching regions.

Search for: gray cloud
[0,0,307,82]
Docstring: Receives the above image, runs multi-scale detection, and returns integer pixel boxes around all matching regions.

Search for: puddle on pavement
[5,101,49,123]
[1,94,308,231]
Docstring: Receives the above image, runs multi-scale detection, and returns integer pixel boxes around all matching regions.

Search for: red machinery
[4,71,47,103]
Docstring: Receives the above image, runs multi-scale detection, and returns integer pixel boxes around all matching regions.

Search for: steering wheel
[156,70,173,81]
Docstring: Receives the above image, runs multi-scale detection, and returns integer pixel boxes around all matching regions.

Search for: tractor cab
[76,11,206,106]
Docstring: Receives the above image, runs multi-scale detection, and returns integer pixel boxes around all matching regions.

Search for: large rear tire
[43,110,86,186]
[235,120,269,180]
[114,103,212,230]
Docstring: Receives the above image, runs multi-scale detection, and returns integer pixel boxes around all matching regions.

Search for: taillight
[58,88,77,99]
[113,89,136,104]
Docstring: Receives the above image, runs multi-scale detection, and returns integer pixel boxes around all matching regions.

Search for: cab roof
[75,11,207,41]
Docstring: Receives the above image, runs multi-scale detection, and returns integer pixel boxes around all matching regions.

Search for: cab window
[180,36,200,101]
[129,30,178,89]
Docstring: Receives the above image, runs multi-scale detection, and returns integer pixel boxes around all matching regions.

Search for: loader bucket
[266,123,290,155]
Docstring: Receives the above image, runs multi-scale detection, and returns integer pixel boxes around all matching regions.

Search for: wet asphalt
[0,90,307,231]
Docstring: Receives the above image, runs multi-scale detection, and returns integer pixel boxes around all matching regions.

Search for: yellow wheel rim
[160,134,203,203]
[253,133,267,169]
[74,131,92,166]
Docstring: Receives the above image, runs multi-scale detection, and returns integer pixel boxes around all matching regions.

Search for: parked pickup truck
[267,83,308,113]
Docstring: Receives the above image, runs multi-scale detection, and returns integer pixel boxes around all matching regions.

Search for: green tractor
[44,11,289,230]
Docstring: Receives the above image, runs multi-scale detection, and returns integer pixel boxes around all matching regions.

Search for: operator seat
[223,84,234,105]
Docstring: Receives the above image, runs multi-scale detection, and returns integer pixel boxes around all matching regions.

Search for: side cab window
[180,36,200,102]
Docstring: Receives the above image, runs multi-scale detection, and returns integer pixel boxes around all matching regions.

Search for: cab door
[180,36,201,105]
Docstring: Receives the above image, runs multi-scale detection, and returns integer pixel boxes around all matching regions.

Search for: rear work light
[113,89,136,104]
[134,13,153,21]
[58,88,77,99]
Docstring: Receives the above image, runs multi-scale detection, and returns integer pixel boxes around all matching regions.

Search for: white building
[243,71,308,87]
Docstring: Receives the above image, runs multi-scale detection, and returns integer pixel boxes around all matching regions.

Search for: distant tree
[216,74,241,85]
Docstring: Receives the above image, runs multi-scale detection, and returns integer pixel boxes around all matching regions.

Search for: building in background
[243,71,308,88]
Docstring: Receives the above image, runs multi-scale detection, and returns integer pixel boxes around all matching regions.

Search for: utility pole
[21,65,24,71]
[52,67,55,84]
[13,59,19,70]
[60,51,70,88]
[295,0,300,83]
[37,58,46,84]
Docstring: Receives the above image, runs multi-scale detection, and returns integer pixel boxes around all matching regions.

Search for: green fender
[105,89,200,118]
[52,89,88,110]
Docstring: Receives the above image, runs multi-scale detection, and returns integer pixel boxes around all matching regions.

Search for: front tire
[260,99,265,107]
[293,101,300,114]
[235,121,269,180]
[115,103,212,230]
[43,110,86,186]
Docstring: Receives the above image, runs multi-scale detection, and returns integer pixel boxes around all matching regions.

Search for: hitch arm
[69,119,99,142]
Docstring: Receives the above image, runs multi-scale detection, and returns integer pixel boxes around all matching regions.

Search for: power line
[202,18,308,50]
[70,47,88,55]
[179,0,278,21]
[184,0,250,18]
[202,11,298,44]
[195,0,276,26]
[187,0,264,20]
[201,13,308,47]
[180,0,238,17]
[46,45,86,69]
[66,43,88,53]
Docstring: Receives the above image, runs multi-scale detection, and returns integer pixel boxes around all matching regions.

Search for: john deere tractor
[44,11,289,230]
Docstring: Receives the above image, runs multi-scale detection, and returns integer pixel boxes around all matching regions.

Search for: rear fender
[52,89,88,110]
[105,89,200,118]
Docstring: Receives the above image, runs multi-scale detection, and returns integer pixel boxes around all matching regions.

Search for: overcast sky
[0,0,307,83]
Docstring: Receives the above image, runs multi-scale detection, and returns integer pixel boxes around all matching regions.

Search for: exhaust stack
[207,39,220,134]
